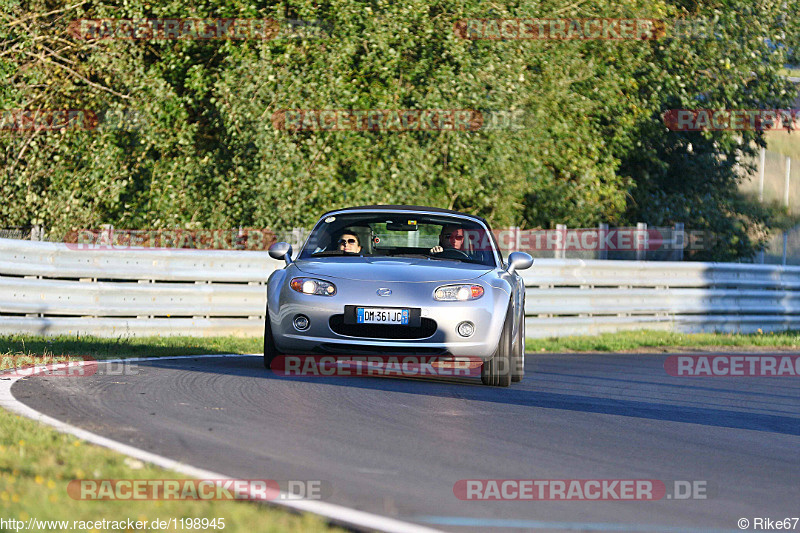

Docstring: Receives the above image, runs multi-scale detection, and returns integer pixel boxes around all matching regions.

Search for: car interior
[306,216,498,266]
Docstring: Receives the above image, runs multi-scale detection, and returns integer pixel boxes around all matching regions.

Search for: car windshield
[298,212,498,267]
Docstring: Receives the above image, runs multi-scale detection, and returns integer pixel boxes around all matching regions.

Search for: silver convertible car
[265,205,532,386]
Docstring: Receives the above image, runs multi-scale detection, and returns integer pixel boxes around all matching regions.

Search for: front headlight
[290,277,337,296]
[433,284,484,301]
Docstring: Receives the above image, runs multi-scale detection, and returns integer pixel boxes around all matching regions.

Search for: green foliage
[1,0,797,260]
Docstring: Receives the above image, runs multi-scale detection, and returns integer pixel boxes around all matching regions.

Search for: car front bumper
[270,278,509,359]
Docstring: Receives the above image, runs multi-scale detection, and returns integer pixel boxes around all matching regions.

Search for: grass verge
[0,335,261,361]
[0,412,344,532]
[525,329,800,352]
[3,331,800,361]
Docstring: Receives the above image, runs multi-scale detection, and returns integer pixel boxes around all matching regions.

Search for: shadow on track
[132,354,800,437]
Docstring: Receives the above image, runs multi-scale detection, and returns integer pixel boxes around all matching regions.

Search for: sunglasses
[339,238,358,245]
[444,233,464,241]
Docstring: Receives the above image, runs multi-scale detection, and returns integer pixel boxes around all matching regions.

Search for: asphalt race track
[11,352,800,532]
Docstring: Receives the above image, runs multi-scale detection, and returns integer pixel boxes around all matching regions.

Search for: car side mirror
[269,242,293,266]
[506,252,533,275]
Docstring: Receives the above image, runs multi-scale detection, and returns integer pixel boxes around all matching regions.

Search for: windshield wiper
[310,250,362,257]
[380,252,429,258]
[380,252,459,261]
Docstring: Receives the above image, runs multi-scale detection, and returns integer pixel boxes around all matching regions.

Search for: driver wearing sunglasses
[337,231,362,254]
[430,225,466,254]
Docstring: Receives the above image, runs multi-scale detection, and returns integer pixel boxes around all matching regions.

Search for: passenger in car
[337,230,362,254]
[430,225,466,254]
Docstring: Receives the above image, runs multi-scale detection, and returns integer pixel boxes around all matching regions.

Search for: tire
[512,313,525,383]
[481,306,513,387]
[263,306,281,369]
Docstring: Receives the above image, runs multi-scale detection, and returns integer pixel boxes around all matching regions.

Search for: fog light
[457,321,475,337]
[293,315,310,331]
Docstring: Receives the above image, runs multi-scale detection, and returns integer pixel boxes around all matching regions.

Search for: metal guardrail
[3,237,800,338]
[0,238,277,337]
[0,238,275,282]
[522,259,800,336]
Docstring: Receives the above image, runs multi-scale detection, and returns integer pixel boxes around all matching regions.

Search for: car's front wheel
[263,306,281,369]
[481,306,513,387]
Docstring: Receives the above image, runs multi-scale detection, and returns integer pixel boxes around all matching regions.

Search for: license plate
[356,307,410,325]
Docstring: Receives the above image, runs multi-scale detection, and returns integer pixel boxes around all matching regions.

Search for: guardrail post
[783,231,788,266]
[555,224,566,259]
[758,146,766,202]
[674,223,684,261]
[636,222,647,261]
[756,147,767,263]
[98,224,114,248]
[783,156,792,266]
[598,223,608,260]
[784,156,791,209]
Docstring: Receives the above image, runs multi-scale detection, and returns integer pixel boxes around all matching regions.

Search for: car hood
[293,257,492,282]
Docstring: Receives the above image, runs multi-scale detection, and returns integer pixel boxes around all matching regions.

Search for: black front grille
[329,314,437,340]
[317,344,449,356]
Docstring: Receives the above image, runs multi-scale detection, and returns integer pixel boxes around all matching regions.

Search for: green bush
[1,0,797,260]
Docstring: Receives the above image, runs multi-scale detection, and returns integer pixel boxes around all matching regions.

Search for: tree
[1,0,796,261]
